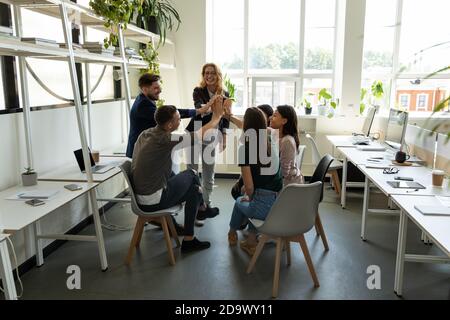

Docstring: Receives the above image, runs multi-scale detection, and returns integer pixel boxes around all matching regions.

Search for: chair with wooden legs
[305,134,342,196]
[308,154,335,251]
[246,182,323,298]
[120,161,182,266]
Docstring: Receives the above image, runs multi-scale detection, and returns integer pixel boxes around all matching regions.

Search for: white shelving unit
[0,0,175,272]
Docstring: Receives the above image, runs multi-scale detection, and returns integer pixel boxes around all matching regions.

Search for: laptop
[352,105,379,145]
[73,148,113,174]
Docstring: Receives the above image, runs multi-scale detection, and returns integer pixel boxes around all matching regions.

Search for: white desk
[0,181,100,300]
[327,135,384,148]
[391,195,450,296]
[38,158,124,183]
[357,164,450,240]
[0,233,17,300]
[100,143,128,158]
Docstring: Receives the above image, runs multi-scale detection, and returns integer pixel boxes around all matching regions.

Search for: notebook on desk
[17,189,59,200]
[414,205,450,216]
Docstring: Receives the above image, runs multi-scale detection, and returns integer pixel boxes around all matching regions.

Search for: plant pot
[305,107,312,115]
[317,104,327,116]
[22,172,37,186]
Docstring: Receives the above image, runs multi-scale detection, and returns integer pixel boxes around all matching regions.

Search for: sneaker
[195,219,205,227]
[228,231,238,246]
[196,205,219,221]
[240,239,257,256]
[181,237,211,253]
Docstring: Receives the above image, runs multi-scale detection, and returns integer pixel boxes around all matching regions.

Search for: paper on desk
[436,196,450,207]
[5,189,59,201]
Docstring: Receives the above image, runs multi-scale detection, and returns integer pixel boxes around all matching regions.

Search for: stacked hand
[223,98,233,117]
[211,94,225,119]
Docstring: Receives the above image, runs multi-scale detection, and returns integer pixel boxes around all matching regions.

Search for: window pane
[273,81,296,106]
[399,0,450,74]
[360,78,391,109]
[304,0,335,73]
[254,81,272,106]
[248,0,300,73]
[395,79,450,112]
[303,78,332,106]
[211,0,244,72]
[229,77,244,109]
[362,0,397,74]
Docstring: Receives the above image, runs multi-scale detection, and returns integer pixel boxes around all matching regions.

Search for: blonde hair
[199,63,224,95]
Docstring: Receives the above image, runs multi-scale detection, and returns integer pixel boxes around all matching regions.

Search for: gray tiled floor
[15,179,450,300]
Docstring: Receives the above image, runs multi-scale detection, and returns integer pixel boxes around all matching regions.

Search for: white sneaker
[195,219,205,227]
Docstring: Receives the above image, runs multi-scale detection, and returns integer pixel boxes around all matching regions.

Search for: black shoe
[196,206,219,221]
[181,237,211,253]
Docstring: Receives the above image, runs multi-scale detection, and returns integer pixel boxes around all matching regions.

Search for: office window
[362,0,450,113]
[208,0,336,109]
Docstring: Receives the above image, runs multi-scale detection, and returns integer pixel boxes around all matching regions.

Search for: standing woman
[186,63,229,214]
[269,105,304,186]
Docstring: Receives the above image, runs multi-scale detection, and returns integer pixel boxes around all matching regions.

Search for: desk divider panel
[404,125,436,167]
[436,133,450,174]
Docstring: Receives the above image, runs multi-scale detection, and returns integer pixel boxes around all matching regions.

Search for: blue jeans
[229,188,278,233]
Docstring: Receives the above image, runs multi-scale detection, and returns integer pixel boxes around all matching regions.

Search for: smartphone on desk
[64,184,83,191]
[25,199,45,206]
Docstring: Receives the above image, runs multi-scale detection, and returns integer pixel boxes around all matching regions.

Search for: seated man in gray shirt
[131,96,225,252]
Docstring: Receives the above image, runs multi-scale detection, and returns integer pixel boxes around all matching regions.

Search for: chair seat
[140,204,183,216]
[329,159,343,170]
[249,218,265,229]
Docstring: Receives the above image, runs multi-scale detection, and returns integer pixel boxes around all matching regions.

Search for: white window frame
[416,93,428,110]
[399,93,410,108]
[207,0,337,109]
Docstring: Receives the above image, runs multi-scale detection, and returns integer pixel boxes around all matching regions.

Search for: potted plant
[223,74,236,102]
[22,167,37,186]
[327,97,339,118]
[89,0,141,48]
[370,80,384,107]
[317,88,332,116]
[133,0,181,46]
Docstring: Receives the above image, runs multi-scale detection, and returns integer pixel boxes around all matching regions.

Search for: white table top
[0,181,97,231]
[100,143,129,158]
[337,147,393,165]
[327,135,384,148]
[357,164,450,197]
[392,195,450,257]
[38,158,125,183]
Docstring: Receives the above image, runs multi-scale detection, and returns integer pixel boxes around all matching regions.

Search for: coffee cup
[432,169,445,187]
[395,151,410,163]
[91,150,100,163]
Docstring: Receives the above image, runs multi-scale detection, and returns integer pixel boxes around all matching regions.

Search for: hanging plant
[139,40,160,75]
[89,0,143,48]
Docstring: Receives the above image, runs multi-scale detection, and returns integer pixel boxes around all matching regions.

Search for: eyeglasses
[383,167,399,174]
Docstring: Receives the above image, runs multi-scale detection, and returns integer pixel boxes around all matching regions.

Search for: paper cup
[432,169,445,187]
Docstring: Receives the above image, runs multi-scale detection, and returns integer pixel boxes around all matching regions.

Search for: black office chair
[309,154,334,251]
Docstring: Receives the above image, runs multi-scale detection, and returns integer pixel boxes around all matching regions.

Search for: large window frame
[207,0,338,109]
[362,0,450,114]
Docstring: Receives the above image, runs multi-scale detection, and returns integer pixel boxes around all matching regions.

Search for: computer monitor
[384,108,408,150]
[361,105,379,137]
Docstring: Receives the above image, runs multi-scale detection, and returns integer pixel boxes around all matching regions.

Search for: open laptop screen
[361,105,378,137]
[73,148,95,172]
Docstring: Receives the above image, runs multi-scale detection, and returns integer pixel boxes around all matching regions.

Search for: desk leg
[341,157,347,209]
[0,239,18,300]
[33,221,44,266]
[89,190,108,271]
[394,210,408,296]
[361,176,370,241]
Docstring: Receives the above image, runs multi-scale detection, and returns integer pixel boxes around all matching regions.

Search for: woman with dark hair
[269,105,304,186]
[225,107,282,256]
[230,104,274,200]
[257,104,274,126]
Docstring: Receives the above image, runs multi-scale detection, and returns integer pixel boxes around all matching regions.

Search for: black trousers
[139,170,203,236]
